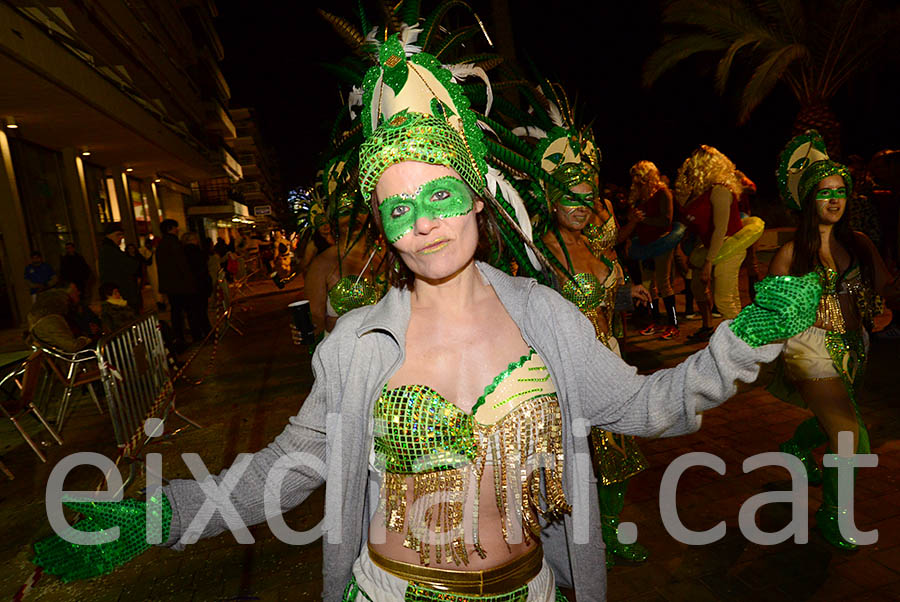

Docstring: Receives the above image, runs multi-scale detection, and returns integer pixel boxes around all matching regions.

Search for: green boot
[598,480,648,565]
[816,464,857,550]
[779,417,827,485]
[815,425,870,551]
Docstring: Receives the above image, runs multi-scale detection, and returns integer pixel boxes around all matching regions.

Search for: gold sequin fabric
[327,275,384,317]
[561,255,618,348]
[815,264,880,333]
[589,428,648,485]
[583,215,618,256]
[374,351,570,566]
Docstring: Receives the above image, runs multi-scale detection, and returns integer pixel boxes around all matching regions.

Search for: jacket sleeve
[533,286,782,438]
[162,349,328,549]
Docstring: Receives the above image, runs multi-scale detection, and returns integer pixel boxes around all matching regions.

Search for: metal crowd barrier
[95,311,201,486]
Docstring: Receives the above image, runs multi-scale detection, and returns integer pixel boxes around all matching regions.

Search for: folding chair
[34,343,104,431]
[0,350,64,463]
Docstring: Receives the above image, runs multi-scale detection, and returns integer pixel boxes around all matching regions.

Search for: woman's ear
[474,197,485,214]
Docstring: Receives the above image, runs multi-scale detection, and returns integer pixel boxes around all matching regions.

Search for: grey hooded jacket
[163,262,782,600]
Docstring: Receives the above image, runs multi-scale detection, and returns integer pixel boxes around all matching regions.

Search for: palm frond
[664,0,769,40]
[738,43,808,123]
[642,34,730,87]
[756,0,806,41]
[715,34,766,94]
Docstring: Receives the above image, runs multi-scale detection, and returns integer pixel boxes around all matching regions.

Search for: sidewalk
[0,274,897,601]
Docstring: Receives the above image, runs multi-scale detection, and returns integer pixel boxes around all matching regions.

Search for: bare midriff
[368,462,538,570]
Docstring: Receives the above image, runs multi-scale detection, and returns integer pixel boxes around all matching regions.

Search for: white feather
[364,26,380,53]
[399,22,423,55]
[511,126,547,139]
[444,63,493,116]
[347,86,363,120]
[486,167,541,270]
[477,120,497,137]
[546,101,563,128]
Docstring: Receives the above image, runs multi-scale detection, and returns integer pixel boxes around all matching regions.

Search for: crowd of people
[27,9,900,602]
[21,218,263,358]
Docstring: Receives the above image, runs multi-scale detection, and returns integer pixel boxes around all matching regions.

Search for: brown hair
[368,191,502,290]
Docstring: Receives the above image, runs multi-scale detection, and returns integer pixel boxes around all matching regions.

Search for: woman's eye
[431,190,451,202]
[390,205,410,219]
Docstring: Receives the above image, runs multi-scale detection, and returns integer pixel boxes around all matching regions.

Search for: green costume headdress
[777,130,852,211]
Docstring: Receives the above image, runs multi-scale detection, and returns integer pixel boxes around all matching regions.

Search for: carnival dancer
[33,28,824,602]
[628,161,684,340]
[770,131,899,549]
[523,98,654,568]
[675,146,765,342]
[305,164,387,335]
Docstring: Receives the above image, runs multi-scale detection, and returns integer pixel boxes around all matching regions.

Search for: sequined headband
[359,110,485,201]
[798,160,852,207]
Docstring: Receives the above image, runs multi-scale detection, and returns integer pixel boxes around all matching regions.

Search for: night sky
[215,1,898,199]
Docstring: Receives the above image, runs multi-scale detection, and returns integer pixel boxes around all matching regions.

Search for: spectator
[98,223,141,311]
[59,242,91,297]
[27,282,90,352]
[24,251,55,300]
[139,236,163,310]
[156,219,199,349]
[181,232,212,338]
[125,243,146,290]
[98,282,137,334]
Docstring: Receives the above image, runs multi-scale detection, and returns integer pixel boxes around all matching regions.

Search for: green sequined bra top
[373,350,570,566]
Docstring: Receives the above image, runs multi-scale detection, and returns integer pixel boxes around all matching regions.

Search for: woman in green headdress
[534,125,653,569]
[770,131,899,550]
[32,30,825,602]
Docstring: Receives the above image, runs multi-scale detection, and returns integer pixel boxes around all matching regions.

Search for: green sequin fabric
[359,110,484,201]
[730,273,822,347]
[328,275,384,317]
[374,384,479,474]
[33,493,171,582]
[561,273,605,311]
[404,583,528,601]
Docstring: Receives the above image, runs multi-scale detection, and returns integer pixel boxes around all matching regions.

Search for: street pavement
[0,283,897,601]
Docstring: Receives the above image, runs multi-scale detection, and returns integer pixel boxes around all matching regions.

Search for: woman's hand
[631,284,652,306]
[626,207,645,224]
[729,273,822,347]
[33,494,171,582]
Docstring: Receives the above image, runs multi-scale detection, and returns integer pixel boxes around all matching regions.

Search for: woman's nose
[414,215,440,235]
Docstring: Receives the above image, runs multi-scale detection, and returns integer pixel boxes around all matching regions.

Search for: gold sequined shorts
[783,326,869,383]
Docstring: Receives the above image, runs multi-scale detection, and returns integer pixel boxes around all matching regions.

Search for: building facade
[0,0,243,327]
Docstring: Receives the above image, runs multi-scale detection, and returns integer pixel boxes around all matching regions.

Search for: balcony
[204,99,235,138]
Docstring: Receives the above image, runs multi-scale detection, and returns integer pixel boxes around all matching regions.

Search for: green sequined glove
[33,492,171,582]
[730,272,822,347]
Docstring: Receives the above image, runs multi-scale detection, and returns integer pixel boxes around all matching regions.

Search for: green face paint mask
[557,190,595,208]
[379,176,474,243]
[815,187,846,201]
